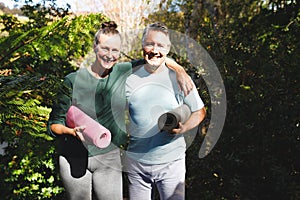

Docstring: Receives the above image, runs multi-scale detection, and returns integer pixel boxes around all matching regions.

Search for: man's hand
[171,122,186,134]
[170,108,206,135]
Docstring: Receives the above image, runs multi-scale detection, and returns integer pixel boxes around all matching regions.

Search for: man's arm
[165,57,193,96]
[171,107,206,134]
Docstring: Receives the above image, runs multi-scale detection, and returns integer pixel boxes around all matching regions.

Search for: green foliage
[0,2,109,197]
[20,0,71,29]
[1,145,64,199]
[148,0,299,199]
[1,0,299,199]
[0,14,22,33]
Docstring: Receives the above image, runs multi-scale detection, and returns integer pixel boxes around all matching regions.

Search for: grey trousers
[125,156,186,200]
[59,148,122,200]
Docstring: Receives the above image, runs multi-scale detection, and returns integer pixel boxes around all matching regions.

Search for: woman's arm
[50,124,86,141]
[165,57,193,96]
[50,124,76,136]
[130,57,194,95]
[47,77,79,138]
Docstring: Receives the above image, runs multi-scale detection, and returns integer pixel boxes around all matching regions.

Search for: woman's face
[94,33,121,70]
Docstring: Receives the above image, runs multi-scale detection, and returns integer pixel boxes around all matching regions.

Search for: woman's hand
[165,57,193,96]
[73,126,86,142]
[175,68,193,96]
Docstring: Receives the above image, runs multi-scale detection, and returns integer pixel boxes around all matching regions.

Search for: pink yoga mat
[66,105,111,148]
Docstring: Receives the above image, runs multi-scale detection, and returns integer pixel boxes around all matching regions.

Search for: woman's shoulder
[65,68,88,81]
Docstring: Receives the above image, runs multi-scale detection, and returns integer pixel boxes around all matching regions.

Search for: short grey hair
[142,22,171,47]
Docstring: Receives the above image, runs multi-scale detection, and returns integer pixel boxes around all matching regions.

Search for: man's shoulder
[127,65,146,80]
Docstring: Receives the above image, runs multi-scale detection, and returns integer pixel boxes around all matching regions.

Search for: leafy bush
[0,11,108,199]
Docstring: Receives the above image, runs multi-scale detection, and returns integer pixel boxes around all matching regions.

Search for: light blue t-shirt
[125,64,204,164]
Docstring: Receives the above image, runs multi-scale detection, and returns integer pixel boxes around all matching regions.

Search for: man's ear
[165,40,171,54]
[165,45,171,54]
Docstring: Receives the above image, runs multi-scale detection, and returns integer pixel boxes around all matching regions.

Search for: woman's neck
[90,62,111,78]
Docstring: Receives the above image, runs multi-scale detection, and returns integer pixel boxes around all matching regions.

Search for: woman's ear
[93,43,98,53]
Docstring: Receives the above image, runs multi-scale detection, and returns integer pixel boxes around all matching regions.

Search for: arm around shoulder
[165,57,194,96]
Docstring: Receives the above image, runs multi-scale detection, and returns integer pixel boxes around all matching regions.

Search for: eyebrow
[99,45,120,51]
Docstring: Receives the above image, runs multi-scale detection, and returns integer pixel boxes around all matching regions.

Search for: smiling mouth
[102,57,117,63]
[146,52,162,60]
[104,58,117,63]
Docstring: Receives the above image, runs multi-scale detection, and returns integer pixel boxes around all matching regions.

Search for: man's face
[143,30,170,68]
[94,34,121,70]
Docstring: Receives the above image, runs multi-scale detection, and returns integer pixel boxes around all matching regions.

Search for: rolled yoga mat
[158,104,191,132]
[66,105,111,148]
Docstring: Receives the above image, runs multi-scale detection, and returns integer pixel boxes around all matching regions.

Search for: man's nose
[105,50,113,58]
[153,44,160,53]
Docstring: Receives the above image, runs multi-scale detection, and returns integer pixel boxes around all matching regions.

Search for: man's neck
[144,62,166,74]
